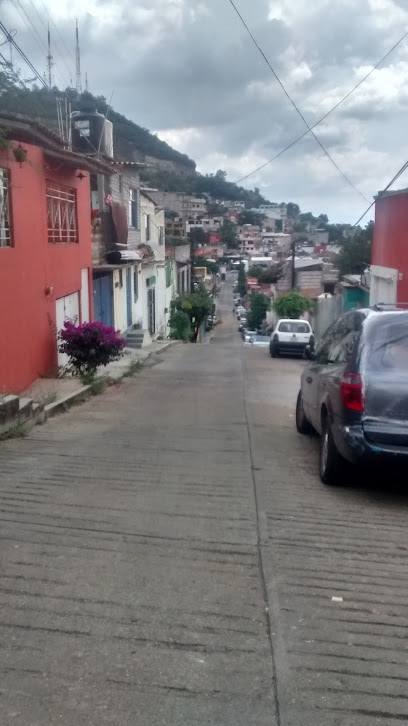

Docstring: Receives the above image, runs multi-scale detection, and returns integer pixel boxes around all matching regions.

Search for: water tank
[71,98,113,158]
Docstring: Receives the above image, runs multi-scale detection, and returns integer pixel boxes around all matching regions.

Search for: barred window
[46,181,78,243]
[0,168,12,248]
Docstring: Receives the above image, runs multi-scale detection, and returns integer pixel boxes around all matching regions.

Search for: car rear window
[278,322,310,333]
[365,317,408,373]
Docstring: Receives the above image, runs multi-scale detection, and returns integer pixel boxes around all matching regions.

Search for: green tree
[287,202,300,218]
[338,222,373,277]
[188,227,208,251]
[247,265,265,279]
[237,262,247,297]
[258,267,280,284]
[273,291,312,319]
[168,310,192,341]
[220,219,238,249]
[248,294,269,330]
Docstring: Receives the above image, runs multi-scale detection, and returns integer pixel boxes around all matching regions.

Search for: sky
[2,0,408,223]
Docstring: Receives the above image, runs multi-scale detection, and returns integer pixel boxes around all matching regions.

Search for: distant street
[1,275,408,725]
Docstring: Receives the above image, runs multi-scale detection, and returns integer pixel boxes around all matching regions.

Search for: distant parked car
[238,318,247,332]
[242,329,257,342]
[249,335,270,347]
[296,308,408,485]
[270,319,314,358]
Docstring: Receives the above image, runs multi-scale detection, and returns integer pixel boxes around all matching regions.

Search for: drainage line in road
[241,347,283,726]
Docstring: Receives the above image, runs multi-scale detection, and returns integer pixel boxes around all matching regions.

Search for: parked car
[270,319,314,358]
[249,335,270,347]
[238,318,247,332]
[242,329,257,342]
[296,308,408,485]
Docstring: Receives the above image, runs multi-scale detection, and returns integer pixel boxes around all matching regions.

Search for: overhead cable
[228,0,389,201]
[234,29,408,185]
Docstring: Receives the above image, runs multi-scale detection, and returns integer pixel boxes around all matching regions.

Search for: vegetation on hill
[0,73,195,169]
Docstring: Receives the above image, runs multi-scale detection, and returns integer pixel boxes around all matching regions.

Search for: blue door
[93,273,113,327]
[126,268,132,328]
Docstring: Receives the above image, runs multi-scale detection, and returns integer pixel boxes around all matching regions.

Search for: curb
[44,385,92,419]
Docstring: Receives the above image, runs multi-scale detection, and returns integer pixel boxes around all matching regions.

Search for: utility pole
[46,23,53,88]
[291,238,296,290]
[75,19,82,94]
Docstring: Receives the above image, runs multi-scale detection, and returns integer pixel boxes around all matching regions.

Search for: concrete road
[1,276,408,725]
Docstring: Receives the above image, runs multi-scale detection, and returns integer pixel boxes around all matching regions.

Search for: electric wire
[234,29,408,185]
[353,160,408,226]
[228,0,401,202]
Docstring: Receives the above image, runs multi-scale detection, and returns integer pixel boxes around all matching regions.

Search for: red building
[0,113,110,394]
[371,189,408,306]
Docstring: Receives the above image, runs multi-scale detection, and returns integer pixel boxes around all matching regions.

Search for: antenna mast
[85,72,88,91]
[46,23,53,88]
[75,19,82,94]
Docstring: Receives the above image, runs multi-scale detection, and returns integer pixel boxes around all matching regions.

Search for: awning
[106,249,142,264]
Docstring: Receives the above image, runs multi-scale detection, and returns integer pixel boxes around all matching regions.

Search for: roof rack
[373,302,408,311]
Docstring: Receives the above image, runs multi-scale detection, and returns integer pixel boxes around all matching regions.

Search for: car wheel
[296,391,312,434]
[270,344,278,358]
[319,416,344,485]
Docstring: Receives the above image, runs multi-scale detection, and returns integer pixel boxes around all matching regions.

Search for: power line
[234,29,408,185]
[227,0,371,201]
[353,160,408,227]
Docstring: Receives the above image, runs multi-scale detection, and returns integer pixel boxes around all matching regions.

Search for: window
[0,168,12,248]
[145,213,151,241]
[159,226,164,245]
[279,322,310,334]
[315,314,362,365]
[129,189,138,228]
[46,181,77,243]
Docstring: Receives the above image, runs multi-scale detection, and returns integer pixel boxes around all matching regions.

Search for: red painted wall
[0,142,93,394]
[372,191,408,303]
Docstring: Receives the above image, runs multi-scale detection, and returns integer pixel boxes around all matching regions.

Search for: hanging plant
[12,144,27,166]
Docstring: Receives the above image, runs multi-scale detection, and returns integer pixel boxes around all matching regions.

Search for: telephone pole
[75,19,82,94]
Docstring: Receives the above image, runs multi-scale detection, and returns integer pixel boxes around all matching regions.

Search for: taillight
[340,374,363,412]
[273,333,279,341]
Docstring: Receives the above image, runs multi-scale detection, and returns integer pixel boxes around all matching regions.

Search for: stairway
[0,394,45,438]
[125,328,152,349]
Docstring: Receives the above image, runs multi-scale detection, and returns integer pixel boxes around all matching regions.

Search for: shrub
[273,291,312,319]
[59,321,126,380]
[169,310,192,341]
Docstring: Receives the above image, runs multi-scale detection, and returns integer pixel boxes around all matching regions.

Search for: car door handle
[306,376,313,384]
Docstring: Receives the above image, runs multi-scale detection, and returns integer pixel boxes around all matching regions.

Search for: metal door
[148,287,156,336]
[126,267,132,328]
[93,273,113,327]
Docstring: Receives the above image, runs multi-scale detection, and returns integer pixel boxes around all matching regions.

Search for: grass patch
[0,425,26,441]
[90,377,108,396]
[123,359,143,378]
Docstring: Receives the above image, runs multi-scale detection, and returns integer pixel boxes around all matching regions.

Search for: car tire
[296,391,312,434]
[319,416,344,485]
[270,344,278,358]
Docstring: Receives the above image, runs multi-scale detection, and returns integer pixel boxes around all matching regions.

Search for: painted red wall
[0,142,93,394]
[372,191,408,303]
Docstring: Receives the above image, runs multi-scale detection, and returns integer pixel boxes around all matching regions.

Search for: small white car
[270,319,314,358]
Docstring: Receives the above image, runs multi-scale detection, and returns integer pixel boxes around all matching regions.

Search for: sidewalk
[21,340,177,418]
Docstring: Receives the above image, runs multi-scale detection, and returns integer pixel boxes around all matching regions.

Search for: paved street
[1,276,408,726]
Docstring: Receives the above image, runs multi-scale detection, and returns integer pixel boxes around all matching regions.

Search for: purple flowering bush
[59,321,126,379]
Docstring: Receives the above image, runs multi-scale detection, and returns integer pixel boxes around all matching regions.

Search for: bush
[169,310,192,341]
[59,321,126,380]
[273,291,312,319]
[248,293,269,330]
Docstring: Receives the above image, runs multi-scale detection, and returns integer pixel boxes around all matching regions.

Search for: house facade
[371,189,408,306]
[0,113,110,394]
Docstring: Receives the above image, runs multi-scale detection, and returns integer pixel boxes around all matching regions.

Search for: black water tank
[71,96,113,158]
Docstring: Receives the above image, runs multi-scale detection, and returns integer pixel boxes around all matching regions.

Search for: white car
[270,319,314,358]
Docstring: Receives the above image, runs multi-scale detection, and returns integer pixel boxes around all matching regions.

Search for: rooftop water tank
[71,96,113,158]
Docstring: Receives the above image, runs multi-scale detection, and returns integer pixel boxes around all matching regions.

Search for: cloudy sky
[2,0,408,222]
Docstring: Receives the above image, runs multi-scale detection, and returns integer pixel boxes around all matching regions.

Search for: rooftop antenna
[85,71,88,91]
[75,18,82,93]
[46,22,53,88]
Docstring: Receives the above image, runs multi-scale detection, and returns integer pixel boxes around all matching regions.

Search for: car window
[315,313,362,365]
[365,318,408,373]
[278,321,310,333]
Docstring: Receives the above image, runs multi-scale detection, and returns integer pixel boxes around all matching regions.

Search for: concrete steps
[126,328,152,349]
[0,394,45,438]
